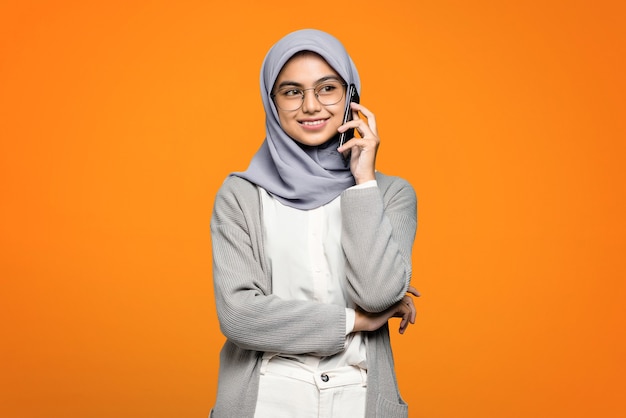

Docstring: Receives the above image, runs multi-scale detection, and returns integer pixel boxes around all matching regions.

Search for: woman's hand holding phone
[337,102,380,185]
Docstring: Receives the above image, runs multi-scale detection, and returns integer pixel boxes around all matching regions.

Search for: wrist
[353,311,365,332]
[354,174,376,185]
[350,179,377,190]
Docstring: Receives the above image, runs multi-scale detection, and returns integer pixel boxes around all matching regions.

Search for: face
[272,52,346,147]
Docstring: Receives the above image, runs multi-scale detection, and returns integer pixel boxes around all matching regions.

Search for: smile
[299,118,329,128]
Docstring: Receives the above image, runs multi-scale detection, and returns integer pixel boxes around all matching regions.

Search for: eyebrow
[275,75,342,90]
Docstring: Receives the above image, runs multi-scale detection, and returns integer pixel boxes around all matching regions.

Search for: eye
[317,83,337,95]
[280,88,303,97]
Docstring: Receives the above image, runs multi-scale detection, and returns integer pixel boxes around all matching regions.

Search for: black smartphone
[338,83,360,147]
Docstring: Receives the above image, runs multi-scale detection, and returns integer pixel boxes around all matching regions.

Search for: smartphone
[338,83,360,147]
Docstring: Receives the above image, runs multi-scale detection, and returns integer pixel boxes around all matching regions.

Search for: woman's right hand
[353,286,420,334]
[337,102,380,185]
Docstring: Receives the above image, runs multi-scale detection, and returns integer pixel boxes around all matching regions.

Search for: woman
[210,29,418,418]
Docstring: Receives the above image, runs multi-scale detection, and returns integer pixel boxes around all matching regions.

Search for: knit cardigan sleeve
[340,172,417,312]
[210,176,347,356]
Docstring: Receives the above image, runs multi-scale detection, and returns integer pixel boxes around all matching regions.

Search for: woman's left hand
[353,286,421,334]
[337,102,379,185]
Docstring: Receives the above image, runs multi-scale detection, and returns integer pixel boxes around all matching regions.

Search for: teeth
[301,120,324,126]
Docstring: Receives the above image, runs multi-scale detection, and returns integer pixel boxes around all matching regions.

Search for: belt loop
[260,353,276,375]
[260,358,269,375]
[360,368,368,386]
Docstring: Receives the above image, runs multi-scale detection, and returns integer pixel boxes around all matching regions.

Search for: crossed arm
[211,175,417,356]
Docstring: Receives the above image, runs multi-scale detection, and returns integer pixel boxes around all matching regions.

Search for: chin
[299,128,340,144]
[293,133,340,149]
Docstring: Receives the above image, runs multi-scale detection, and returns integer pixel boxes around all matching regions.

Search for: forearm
[216,291,347,355]
[212,223,347,356]
[340,177,417,312]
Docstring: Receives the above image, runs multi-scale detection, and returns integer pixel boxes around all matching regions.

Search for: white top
[260,181,377,371]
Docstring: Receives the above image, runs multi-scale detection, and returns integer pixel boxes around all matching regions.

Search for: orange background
[1,1,625,417]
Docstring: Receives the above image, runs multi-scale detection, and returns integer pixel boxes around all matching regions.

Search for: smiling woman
[209,29,419,418]
[1,1,624,417]
[271,53,347,146]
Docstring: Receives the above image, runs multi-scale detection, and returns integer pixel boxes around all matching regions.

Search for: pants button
[321,373,329,382]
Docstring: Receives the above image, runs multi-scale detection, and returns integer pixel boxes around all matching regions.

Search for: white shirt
[260,181,377,371]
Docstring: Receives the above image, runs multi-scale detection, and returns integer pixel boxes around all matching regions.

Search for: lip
[298,118,330,130]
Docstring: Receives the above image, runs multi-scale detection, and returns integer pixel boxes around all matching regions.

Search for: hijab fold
[231,29,361,210]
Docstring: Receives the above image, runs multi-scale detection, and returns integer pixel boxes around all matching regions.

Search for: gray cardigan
[210,172,417,418]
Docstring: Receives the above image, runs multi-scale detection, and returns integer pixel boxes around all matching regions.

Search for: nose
[301,88,322,113]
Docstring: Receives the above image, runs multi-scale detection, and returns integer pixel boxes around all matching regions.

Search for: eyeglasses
[271,80,347,111]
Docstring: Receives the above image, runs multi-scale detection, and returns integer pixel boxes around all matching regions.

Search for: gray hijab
[231,29,361,210]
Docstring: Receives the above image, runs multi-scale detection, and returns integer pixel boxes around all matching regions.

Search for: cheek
[276,111,291,129]
[330,104,346,125]
[335,99,347,118]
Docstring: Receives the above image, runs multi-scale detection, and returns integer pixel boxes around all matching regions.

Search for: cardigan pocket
[376,395,408,418]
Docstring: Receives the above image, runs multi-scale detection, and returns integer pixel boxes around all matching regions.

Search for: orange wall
[1,1,624,417]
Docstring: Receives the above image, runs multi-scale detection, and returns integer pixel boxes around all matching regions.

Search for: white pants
[253,357,367,418]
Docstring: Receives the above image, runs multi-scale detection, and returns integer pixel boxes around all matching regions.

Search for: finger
[400,306,412,334]
[351,102,378,136]
[403,296,416,324]
[399,315,408,334]
[338,104,377,140]
[336,134,370,157]
[398,307,408,334]
[407,285,421,298]
[338,118,372,140]
[336,135,360,153]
